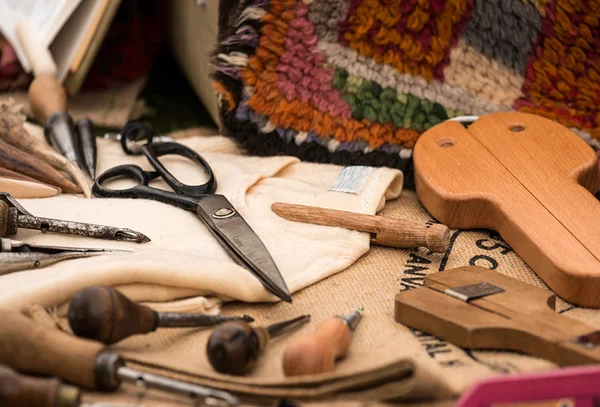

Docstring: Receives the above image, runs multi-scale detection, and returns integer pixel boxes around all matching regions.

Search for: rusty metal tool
[68,285,254,345]
[0,308,241,406]
[0,364,81,407]
[271,202,451,253]
[0,238,129,274]
[0,192,150,243]
[282,307,364,376]
[207,314,311,375]
[394,266,600,367]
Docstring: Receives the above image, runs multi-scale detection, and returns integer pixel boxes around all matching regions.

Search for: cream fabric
[0,131,403,312]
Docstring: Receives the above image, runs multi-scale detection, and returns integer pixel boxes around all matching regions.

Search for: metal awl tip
[114,229,151,243]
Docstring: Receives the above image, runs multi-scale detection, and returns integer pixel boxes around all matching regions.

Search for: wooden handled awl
[0,309,240,405]
[282,307,364,376]
[207,315,311,375]
[394,266,600,366]
[68,285,254,345]
[414,112,600,307]
[0,364,81,407]
[271,203,451,253]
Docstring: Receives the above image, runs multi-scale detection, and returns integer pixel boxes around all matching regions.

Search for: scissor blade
[195,195,292,302]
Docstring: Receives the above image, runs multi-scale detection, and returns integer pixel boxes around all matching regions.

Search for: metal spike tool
[207,315,311,375]
[68,285,254,344]
[0,238,129,274]
[0,193,150,243]
[0,309,241,406]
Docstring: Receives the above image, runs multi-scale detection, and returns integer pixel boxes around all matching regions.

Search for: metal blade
[0,252,102,274]
[195,194,292,302]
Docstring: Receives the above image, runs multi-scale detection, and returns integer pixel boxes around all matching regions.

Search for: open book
[0,0,121,94]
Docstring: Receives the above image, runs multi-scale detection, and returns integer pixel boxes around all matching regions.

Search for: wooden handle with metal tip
[0,308,105,390]
[282,317,351,376]
[271,202,451,253]
[68,286,157,345]
[0,364,81,407]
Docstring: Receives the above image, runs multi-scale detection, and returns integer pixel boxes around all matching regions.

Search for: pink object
[456,365,600,407]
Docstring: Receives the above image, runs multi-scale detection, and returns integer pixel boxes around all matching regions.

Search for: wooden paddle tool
[271,203,451,253]
[394,266,600,366]
[413,112,600,307]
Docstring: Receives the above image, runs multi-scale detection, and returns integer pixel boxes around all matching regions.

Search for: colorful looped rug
[212,0,600,184]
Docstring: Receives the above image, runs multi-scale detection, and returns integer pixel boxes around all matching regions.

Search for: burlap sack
[42,189,600,406]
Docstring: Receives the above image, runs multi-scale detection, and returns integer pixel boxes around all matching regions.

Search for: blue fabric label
[328,166,373,194]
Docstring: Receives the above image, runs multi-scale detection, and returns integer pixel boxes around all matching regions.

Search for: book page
[0,0,81,71]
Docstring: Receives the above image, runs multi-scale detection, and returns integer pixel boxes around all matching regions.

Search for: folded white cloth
[0,131,403,313]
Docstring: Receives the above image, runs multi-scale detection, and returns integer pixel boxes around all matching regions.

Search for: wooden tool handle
[68,286,157,345]
[0,365,81,407]
[282,317,350,376]
[206,321,268,375]
[0,309,104,389]
[271,202,451,253]
[28,75,67,124]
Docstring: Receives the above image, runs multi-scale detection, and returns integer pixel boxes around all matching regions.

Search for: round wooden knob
[206,321,262,375]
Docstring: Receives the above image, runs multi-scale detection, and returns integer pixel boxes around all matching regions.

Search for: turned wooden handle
[0,309,104,389]
[0,365,80,407]
[28,75,67,124]
[271,202,451,253]
[282,317,350,376]
[68,286,157,345]
[206,321,268,375]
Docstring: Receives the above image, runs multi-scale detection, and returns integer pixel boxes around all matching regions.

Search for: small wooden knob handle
[373,219,451,253]
[282,318,350,376]
[28,74,67,124]
[0,365,80,407]
[68,286,157,345]
[206,321,267,375]
[0,309,104,389]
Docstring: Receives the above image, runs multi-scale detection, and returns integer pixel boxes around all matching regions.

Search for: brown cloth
[43,189,600,406]
[31,190,600,405]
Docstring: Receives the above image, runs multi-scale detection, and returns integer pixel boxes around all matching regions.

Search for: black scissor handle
[143,141,217,197]
[93,164,201,211]
[120,121,156,155]
[93,165,159,199]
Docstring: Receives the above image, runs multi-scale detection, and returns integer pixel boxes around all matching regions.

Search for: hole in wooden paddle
[438,138,455,147]
[509,124,526,132]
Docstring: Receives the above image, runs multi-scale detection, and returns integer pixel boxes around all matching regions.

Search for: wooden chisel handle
[0,364,81,407]
[271,202,451,253]
[0,309,105,390]
[282,317,350,376]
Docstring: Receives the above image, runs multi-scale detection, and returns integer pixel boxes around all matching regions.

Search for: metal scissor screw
[213,208,235,219]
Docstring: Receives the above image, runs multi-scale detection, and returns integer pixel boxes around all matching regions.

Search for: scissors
[92,121,292,302]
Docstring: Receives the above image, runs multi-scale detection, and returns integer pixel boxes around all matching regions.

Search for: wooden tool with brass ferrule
[394,266,600,366]
[271,203,451,253]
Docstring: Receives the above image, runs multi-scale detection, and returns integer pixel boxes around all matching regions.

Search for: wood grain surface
[395,266,600,366]
[413,112,600,307]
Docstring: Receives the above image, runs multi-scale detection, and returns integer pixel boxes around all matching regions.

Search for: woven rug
[212,0,600,184]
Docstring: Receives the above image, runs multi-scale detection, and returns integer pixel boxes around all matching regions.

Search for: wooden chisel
[271,202,451,253]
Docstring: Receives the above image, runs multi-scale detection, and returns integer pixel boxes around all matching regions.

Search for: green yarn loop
[333,68,451,131]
